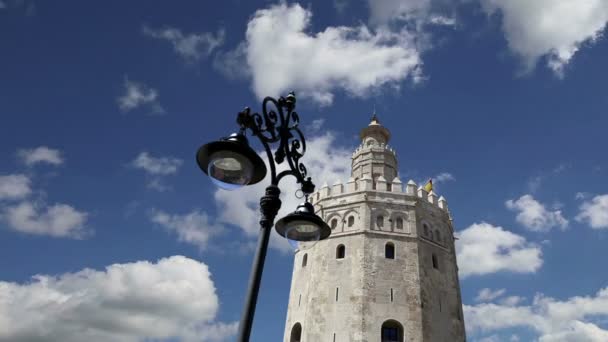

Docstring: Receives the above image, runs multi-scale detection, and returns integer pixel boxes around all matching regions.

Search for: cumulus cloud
[214,132,353,252]
[143,25,225,62]
[0,256,237,342]
[465,286,608,341]
[17,146,63,166]
[368,0,432,25]
[224,3,422,106]
[434,172,455,183]
[0,174,31,200]
[479,0,608,75]
[475,288,506,302]
[132,152,182,176]
[456,222,543,278]
[1,200,89,238]
[149,209,223,250]
[576,194,608,229]
[117,78,164,114]
[506,194,568,232]
[132,152,183,191]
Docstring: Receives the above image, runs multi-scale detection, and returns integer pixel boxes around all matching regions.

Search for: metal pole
[236,185,281,342]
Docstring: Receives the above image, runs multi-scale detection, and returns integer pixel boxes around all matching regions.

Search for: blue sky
[1,0,608,341]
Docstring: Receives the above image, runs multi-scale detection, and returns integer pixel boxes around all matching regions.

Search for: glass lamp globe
[275,202,331,253]
[207,150,254,190]
[285,219,322,251]
[196,133,267,190]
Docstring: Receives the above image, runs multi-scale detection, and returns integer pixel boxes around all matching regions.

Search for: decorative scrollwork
[236,92,313,193]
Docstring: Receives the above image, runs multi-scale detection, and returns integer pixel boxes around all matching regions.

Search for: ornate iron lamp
[196,92,331,342]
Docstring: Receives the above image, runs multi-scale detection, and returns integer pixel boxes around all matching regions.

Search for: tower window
[387,183,392,192]
[331,218,338,229]
[302,254,308,267]
[432,254,439,269]
[385,242,395,259]
[381,320,403,342]
[354,178,359,190]
[348,216,354,227]
[290,323,302,342]
[336,245,345,259]
[435,230,441,243]
[423,223,429,236]
[390,288,394,302]
[376,215,384,228]
[396,217,403,229]
[336,287,339,302]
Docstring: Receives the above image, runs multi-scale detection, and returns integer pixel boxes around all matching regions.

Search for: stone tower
[283,116,466,342]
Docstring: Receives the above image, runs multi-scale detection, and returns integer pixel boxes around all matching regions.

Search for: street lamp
[196,92,331,342]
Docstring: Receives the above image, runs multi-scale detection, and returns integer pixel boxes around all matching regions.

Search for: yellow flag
[424,179,433,192]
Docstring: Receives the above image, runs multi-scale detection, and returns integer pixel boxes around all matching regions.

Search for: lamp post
[196,92,331,342]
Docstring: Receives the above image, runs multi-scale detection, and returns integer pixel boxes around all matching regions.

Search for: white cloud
[456,222,543,278]
[499,295,524,307]
[143,25,224,62]
[435,172,455,183]
[149,209,222,250]
[576,194,608,229]
[479,0,608,75]
[465,286,608,341]
[132,152,182,176]
[117,78,164,114]
[475,288,506,302]
[17,146,63,166]
[428,14,457,27]
[231,3,422,106]
[506,194,568,232]
[132,152,183,192]
[214,132,353,252]
[0,174,31,200]
[1,201,89,238]
[0,256,237,342]
[367,0,432,25]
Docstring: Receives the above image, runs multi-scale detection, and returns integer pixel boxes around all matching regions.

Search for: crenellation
[406,180,417,195]
[417,186,428,201]
[428,191,438,205]
[392,177,403,193]
[438,196,448,211]
[376,175,387,191]
[332,181,343,195]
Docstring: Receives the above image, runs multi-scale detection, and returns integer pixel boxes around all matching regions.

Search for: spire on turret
[360,112,390,144]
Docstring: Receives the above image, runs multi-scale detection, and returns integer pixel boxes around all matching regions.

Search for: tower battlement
[311,178,449,212]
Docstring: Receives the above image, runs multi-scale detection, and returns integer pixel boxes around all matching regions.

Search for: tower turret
[351,114,399,188]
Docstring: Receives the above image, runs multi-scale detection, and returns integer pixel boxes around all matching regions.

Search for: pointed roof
[360,112,390,142]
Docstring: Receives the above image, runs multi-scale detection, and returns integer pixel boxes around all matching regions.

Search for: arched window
[348,216,355,227]
[336,245,345,259]
[290,323,302,342]
[435,230,441,243]
[387,183,392,192]
[331,218,338,229]
[396,217,403,229]
[381,320,403,342]
[385,242,395,259]
[423,223,429,236]
[302,253,308,267]
[376,215,384,228]
[432,254,439,269]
